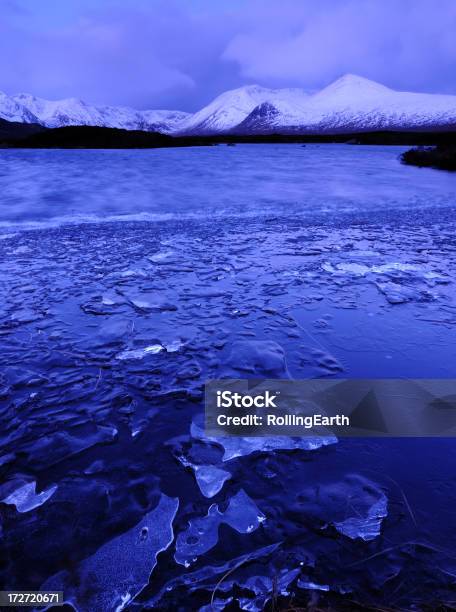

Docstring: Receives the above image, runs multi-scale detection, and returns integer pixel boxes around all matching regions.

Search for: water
[1,144,456,227]
[1,145,456,610]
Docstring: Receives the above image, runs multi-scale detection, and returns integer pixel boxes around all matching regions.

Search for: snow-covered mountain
[174,84,309,135]
[0,91,190,134]
[233,75,456,135]
[0,91,40,124]
[2,75,456,136]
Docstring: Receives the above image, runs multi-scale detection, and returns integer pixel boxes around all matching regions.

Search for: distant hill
[0,117,45,140]
[2,122,456,148]
[3,125,211,149]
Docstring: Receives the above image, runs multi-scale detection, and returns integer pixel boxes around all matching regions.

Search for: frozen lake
[1,144,456,227]
[1,144,456,609]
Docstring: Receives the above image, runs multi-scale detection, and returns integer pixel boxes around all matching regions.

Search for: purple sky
[2,0,456,111]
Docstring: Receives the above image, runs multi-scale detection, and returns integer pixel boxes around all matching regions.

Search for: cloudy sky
[2,0,456,111]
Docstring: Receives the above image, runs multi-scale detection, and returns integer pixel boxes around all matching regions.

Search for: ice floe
[146,543,281,608]
[334,494,388,541]
[178,456,231,498]
[297,579,330,592]
[191,420,337,462]
[194,465,231,498]
[1,481,57,513]
[116,344,164,360]
[299,474,388,542]
[42,494,178,612]
[223,340,291,378]
[175,489,265,566]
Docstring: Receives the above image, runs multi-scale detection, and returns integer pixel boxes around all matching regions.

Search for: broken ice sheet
[164,338,185,352]
[21,424,118,470]
[202,567,300,612]
[116,344,164,360]
[101,292,124,306]
[115,336,186,360]
[146,543,281,608]
[322,261,423,277]
[123,291,177,313]
[222,340,291,378]
[148,249,175,262]
[375,282,427,305]
[300,474,388,542]
[297,579,330,592]
[194,465,231,499]
[175,489,265,566]
[94,318,132,345]
[1,481,57,513]
[41,494,179,612]
[191,420,337,462]
[334,495,388,542]
[236,568,300,611]
[178,456,231,498]
[322,262,371,276]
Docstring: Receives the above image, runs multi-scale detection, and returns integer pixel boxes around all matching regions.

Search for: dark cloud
[1,0,456,111]
[223,0,456,95]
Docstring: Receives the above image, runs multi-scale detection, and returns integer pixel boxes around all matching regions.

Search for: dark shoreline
[2,118,456,148]
[401,144,456,171]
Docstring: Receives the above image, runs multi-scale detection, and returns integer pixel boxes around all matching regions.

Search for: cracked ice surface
[1,146,456,609]
[1,209,456,607]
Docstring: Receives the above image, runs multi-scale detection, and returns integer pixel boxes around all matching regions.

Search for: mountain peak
[236,84,266,93]
[215,84,271,104]
[318,74,391,97]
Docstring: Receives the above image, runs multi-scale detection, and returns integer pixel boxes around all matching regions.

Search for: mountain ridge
[0,91,190,134]
[1,75,456,136]
[231,75,456,135]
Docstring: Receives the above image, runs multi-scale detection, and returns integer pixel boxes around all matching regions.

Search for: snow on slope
[0,92,190,133]
[139,109,191,133]
[0,92,40,124]
[234,75,456,134]
[2,75,456,136]
[175,84,309,135]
